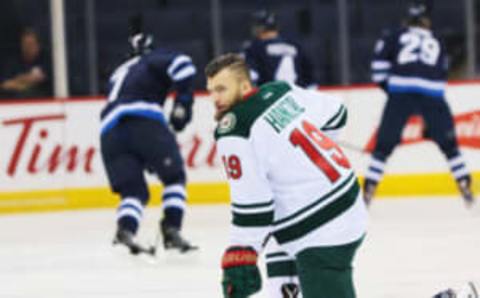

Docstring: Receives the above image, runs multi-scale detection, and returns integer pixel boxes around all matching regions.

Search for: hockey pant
[100,116,187,231]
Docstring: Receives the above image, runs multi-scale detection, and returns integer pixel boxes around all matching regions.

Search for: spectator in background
[0,27,51,99]
[242,10,316,89]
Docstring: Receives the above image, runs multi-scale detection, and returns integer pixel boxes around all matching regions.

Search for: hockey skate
[433,282,478,298]
[160,220,198,253]
[113,228,155,256]
[457,177,474,207]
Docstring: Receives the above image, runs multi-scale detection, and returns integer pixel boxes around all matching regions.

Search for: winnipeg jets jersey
[371,26,448,98]
[243,37,315,88]
[216,81,367,255]
[100,49,196,134]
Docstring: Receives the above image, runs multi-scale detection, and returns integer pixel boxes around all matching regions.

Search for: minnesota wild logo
[218,112,237,134]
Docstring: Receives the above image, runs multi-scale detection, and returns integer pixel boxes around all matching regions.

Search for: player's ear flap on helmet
[128,33,154,56]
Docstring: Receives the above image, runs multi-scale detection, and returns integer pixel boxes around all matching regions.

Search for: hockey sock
[266,251,300,298]
[365,157,385,184]
[448,154,470,181]
[162,184,186,228]
[164,207,184,229]
[117,197,144,234]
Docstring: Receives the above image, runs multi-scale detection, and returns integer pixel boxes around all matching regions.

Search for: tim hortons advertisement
[0,98,223,190]
[0,82,479,212]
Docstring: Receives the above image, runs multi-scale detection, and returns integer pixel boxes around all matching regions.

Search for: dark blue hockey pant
[372,93,459,161]
[100,116,186,205]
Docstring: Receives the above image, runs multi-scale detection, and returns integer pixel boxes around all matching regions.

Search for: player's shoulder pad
[149,47,173,58]
[215,81,291,140]
[281,35,300,46]
[144,48,176,65]
[380,26,403,39]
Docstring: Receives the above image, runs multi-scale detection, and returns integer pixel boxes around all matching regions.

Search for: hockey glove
[221,246,261,298]
[170,100,192,132]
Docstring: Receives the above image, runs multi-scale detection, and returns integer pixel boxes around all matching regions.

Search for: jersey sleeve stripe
[322,105,347,130]
[273,180,359,245]
[322,107,347,131]
[371,60,392,70]
[167,55,192,76]
[372,73,388,82]
[232,210,274,227]
[232,200,274,209]
[265,251,289,259]
[171,61,193,76]
[232,205,274,215]
[171,65,197,82]
[323,105,345,127]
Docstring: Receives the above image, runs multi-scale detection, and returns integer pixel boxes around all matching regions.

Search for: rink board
[0,81,479,213]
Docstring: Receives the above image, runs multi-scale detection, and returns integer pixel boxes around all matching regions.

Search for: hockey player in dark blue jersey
[100,25,198,254]
[243,10,316,88]
[364,2,474,206]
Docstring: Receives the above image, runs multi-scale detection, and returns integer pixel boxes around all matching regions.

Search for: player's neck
[258,31,279,40]
[409,26,431,36]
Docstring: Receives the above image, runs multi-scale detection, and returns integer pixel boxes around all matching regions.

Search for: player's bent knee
[161,169,186,186]
[117,182,149,204]
[437,141,459,159]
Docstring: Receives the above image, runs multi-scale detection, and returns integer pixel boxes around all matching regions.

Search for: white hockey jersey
[215,81,367,255]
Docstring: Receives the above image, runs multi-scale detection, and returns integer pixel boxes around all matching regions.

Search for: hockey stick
[337,140,369,155]
[130,243,156,256]
[150,228,162,256]
[113,237,156,256]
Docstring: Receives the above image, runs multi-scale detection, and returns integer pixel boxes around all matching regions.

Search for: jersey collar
[409,26,432,36]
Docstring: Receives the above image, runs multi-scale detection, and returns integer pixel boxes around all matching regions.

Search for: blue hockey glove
[170,100,192,132]
[221,246,261,298]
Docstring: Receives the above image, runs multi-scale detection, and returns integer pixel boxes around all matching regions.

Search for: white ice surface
[0,197,479,298]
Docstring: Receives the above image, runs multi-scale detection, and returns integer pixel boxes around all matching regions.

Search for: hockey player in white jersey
[205,53,368,298]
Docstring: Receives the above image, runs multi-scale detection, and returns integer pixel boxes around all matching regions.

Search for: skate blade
[163,245,200,255]
[111,243,158,264]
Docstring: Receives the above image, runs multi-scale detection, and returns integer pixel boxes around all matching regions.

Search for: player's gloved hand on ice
[170,100,192,132]
[221,246,261,298]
